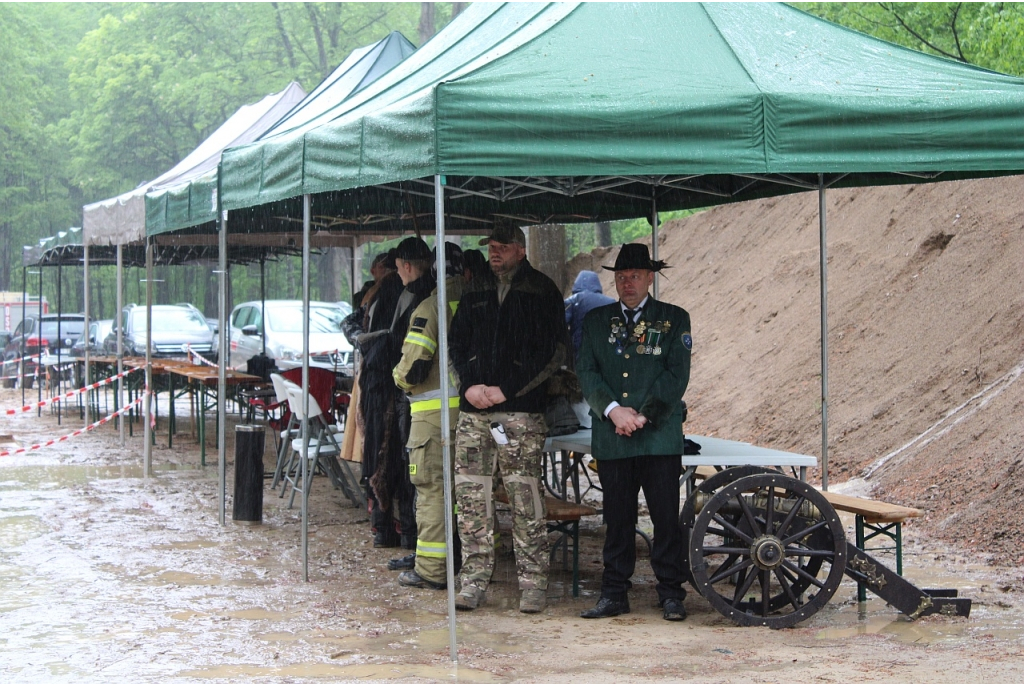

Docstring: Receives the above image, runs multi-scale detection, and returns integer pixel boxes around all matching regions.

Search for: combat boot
[519,589,546,614]
[454,584,485,611]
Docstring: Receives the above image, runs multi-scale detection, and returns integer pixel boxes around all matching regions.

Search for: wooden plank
[820,490,922,523]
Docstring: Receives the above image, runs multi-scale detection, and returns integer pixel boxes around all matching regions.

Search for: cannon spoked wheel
[689,473,846,628]
[680,466,775,590]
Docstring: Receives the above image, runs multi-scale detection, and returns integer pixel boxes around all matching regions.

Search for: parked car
[71,319,114,387]
[103,304,217,361]
[1,313,86,388]
[228,300,353,374]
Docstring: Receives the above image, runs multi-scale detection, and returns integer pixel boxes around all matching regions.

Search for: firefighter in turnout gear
[391,243,466,590]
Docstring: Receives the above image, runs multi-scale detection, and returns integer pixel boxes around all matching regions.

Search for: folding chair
[279,384,363,509]
[268,373,301,489]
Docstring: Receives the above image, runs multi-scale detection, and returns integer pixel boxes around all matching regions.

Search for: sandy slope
[568,174,1024,564]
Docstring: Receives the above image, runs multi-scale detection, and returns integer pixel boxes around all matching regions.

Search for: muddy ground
[1,389,1022,683]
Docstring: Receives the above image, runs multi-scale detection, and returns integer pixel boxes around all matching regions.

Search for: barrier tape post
[0,397,143,457]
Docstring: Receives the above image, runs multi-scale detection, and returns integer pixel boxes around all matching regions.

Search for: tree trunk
[596,221,612,247]
[452,3,468,18]
[418,2,436,45]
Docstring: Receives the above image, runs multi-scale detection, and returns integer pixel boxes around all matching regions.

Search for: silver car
[229,300,354,374]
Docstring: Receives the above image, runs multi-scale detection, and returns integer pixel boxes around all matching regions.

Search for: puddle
[181,661,504,682]
[0,463,200,490]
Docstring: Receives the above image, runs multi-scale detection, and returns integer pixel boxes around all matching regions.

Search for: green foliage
[795,3,1024,77]
[565,209,703,258]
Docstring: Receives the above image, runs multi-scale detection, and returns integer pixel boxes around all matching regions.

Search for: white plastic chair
[279,385,363,509]
[268,374,301,490]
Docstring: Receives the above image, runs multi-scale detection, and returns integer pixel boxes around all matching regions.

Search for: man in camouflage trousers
[391,243,466,590]
[448,220,566,614]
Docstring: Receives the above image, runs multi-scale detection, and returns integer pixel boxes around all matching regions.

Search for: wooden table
[166,365,262,465]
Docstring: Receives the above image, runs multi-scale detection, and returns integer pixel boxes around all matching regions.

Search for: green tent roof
[144,31,415,236]
[214,2,1024,235]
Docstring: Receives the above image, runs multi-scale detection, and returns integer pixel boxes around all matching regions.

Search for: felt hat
[602,243,669,272]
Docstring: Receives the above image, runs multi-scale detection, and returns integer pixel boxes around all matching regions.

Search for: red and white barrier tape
[0,396,143,457]
[3,367,142,415]
[186,346,218,368]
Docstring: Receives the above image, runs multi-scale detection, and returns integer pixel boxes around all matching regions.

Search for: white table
[544,429,817,501]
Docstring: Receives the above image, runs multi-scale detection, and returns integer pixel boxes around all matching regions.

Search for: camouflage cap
[479,218,526,247]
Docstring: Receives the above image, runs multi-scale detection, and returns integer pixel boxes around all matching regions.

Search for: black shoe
[398,569,446,590]
[580,596,630,619]
[661,597,687,621]
[374,532,400,548]
[388,553,416,571]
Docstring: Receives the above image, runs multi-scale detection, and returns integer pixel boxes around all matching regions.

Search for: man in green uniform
[576,243,692,621]
[390,243,466,589]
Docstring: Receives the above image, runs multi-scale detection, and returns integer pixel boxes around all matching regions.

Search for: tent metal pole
[56,261,63,425]
[260,258,267,356]
[818,175,829,491]
[83,244,90,423]
[301,194,311,582]
[37,268,42,415]
[117,243,125,446]
[218,207,228,526]
[349,239,356,304]
[144,236,153,478]
[651,194,660,299]
[435,174,458,663]
[20,267,26,407]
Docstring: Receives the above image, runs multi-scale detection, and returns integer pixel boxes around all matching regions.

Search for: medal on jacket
[609,317,627,355]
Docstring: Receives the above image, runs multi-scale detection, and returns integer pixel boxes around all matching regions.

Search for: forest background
[2,2,1024,318]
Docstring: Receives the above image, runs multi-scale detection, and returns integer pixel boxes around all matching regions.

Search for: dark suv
[103,304,216,361]
[2,313,86,388]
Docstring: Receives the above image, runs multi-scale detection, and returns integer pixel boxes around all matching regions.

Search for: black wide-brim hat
[602,243,669,272]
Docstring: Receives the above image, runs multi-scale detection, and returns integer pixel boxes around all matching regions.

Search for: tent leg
[218,207,228,526]
[818,176,829,491]
[84,245,90,423]
[21,267,26,407]
[117,244,125,446]
[435,174,459,664]
[144,237,153,478]
[651,194,659,300]
[301,194,311,583]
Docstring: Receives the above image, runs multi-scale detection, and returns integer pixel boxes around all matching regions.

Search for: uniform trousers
[407,406,461,584]
[454,411,549,591]
[598,453,687,603]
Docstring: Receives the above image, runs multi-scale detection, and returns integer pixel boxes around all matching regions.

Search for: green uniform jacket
[577,298,691,461]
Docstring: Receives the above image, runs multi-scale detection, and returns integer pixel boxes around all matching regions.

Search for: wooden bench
[819,490,922,601]
[495,487,598,597]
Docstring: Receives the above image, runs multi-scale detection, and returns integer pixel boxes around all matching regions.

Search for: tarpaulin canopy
[145,31,416,237]
[83,82,307,246]
[215,2,1024,235]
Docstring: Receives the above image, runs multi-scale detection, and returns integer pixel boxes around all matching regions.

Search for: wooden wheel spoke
[781,519,828,546]
[785,547,834,558]
[781,559,826,589]
[774,567,802,612]
[765,486,776,534]
[712,512,754,544]
[702,546,750,556]
[731,565,759,607]
[736,492,763,537]
[775,494,806,539]
[709,556,753,585]
[760,569,771,616]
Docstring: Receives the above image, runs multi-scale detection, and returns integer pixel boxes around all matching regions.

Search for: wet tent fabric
[145,31,416,236]
[218,2,1024,222]
[83,82,306,246]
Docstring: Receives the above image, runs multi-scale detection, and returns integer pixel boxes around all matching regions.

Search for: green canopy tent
[206,1,1024,659]
[140,32,418,537]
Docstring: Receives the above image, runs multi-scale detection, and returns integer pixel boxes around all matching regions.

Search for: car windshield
[267,306,345,334]
[133,308,209,333]
[40,321,85,339]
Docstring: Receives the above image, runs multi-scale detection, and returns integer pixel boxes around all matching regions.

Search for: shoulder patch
[682,332,692,351]
[411,317,428,329]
